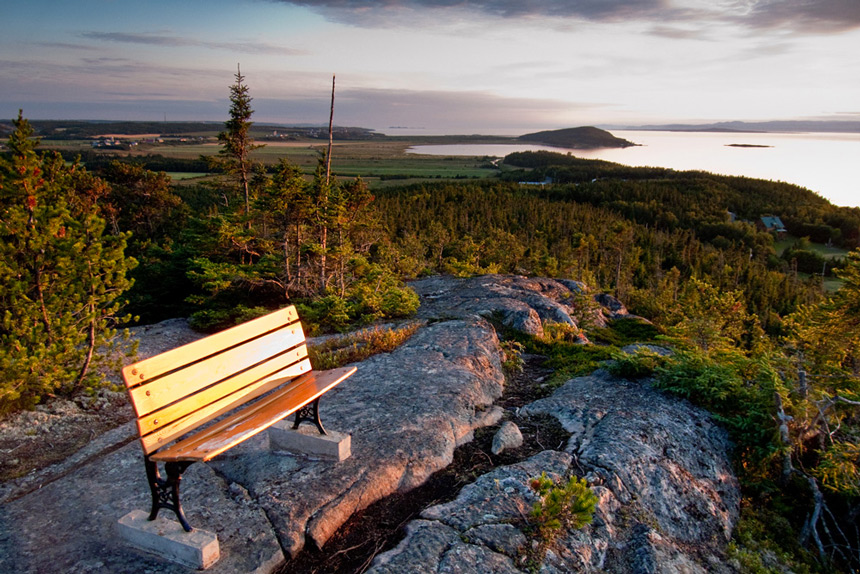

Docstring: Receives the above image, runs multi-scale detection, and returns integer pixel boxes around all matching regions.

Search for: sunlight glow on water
[408,131,860,208]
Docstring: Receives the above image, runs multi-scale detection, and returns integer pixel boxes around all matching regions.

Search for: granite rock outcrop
[369,368,739,573]
[0,275,739,574]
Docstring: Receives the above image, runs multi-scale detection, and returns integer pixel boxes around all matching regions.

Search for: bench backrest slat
[139,359,312,454]
[123,306,299,387]
[123,305,312,456]
[128,324,305,417]
[136,347,309,437]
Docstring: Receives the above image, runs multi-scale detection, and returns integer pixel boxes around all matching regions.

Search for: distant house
[757,215,787,237]
[91,137,120,148]
[518,176,553,186]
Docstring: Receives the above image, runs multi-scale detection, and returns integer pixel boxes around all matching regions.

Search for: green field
[823,276,843,292]
[774,235,849,259]
[40,137,502,186]
[165,172,209,180]
[774,235,848,292]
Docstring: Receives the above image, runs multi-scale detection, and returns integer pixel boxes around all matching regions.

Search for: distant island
[726,143,773,148]
[518,126,638,149]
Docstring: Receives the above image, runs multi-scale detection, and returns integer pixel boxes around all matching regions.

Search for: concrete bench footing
[269,422,351,461]
[117,509,220,570]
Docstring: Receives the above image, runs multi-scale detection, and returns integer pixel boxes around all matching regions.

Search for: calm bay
[408,130,860,208]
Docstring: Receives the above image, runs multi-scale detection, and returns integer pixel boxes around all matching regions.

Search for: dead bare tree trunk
[320,75,335,292]
[774,391,794,485]
[326,75,335,185]
[800,475,827,561]
[282,231,291,299]
[74,260,97,388]
[798,369,808,400]
[295,223,304,294]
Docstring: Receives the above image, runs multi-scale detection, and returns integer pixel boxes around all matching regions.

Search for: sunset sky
[3,0,860,134]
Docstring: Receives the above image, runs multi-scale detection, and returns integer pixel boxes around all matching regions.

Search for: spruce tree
[215,64,262,219]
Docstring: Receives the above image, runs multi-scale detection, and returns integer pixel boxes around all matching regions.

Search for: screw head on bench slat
[131,369,138,375]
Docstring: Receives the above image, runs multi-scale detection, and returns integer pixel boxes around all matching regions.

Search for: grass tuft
[308,322,422,369]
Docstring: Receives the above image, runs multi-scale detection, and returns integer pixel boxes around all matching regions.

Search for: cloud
[252,86,613,133]
[1,99,227,122]
[2,82,608,131]
[742,0,860,33]
[37,42,100,52]
[80,31,308,55]
[81,32,184,46]
[273,0,860,33]
[273,0,671,27]
[0,56,226,104]
[80,57,133,65]
[648,24,711,40]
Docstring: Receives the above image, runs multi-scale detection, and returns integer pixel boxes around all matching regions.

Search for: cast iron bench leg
[292,397,327,435]
[145,458,195,532]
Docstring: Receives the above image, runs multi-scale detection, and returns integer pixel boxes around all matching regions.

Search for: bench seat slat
[148,366,356,463]
[123,306,299,387]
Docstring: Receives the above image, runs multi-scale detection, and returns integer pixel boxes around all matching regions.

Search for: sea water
[408,131,860,208]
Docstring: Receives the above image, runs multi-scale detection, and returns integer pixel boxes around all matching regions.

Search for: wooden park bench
[122,305,356,532]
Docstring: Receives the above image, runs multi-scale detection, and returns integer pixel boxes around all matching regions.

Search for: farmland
[34,131,508,187]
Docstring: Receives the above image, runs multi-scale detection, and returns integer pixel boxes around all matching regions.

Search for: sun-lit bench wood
[122,305,356,532]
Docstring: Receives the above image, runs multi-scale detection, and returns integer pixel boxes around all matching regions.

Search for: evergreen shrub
[0,113,135,413]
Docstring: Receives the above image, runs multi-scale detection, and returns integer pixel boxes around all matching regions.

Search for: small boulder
[593,293,629,317]
[491,421,524,455]
[494,307,544,337]
[555,278,588,295]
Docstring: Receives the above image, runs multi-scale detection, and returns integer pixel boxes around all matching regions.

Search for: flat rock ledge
[369,368,740,573]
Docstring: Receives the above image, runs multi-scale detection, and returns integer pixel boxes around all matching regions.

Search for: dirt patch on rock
[0,318,201,483]
[0,391,133,482]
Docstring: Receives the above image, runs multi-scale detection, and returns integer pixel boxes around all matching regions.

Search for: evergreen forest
[3,70,860,572]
